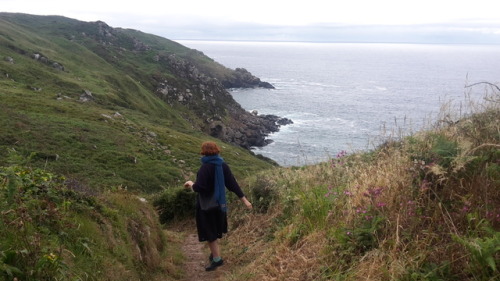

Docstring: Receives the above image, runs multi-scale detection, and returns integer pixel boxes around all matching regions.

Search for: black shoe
[209,253,213,262]
[205,258,223,271]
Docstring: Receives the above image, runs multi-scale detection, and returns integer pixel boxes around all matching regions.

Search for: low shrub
[153,188,196,224]
[250,176,278,213]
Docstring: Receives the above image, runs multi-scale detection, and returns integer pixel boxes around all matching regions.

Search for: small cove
[178,40,500,165]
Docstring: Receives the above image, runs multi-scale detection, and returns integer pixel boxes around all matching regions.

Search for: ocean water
[177,40,500,166]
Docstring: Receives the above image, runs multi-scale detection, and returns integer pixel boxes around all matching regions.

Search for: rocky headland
[81,20,290,149]
[153,49,292,149]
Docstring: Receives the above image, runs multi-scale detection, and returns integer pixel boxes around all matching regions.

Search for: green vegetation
[1,13,498,281]
[153,188,196,223]
[0,13,275,192]
[0,152,182,281]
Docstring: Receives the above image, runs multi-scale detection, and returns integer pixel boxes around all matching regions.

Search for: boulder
[4,56,14,64]
[52,62,64,71]
[79,90,94,102]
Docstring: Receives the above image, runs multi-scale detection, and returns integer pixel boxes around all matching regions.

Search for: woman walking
[184,141,253,271]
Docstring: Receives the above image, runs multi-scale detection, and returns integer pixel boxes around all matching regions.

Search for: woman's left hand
[241,197,253,209]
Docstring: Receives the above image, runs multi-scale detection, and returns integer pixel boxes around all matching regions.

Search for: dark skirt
[196,204,228,242]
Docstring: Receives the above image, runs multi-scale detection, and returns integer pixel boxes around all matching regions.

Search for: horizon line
[172,38,500,46]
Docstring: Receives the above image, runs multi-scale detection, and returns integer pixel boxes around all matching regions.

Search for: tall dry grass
[220,86,499,280]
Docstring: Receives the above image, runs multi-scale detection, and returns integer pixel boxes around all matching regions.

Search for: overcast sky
[2,0,500,43]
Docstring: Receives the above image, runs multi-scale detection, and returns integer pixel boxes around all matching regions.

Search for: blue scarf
[201,155,227,212]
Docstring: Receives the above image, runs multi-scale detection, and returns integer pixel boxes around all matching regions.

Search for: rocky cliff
[71,18,290,148]
[154,52,291,148]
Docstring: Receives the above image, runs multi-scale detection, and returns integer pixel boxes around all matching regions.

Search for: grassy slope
[0,13,272,281]
[219,93,499,280]
[0,163,185,280]
[0,13,274,193]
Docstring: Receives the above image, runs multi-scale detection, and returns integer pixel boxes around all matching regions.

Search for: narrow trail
[180,231,230,281]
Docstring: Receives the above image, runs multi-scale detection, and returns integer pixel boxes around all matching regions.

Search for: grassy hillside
[0,13,276,281]
[0,159,185,281]
[0,13,275,193]
[216,90,499,280]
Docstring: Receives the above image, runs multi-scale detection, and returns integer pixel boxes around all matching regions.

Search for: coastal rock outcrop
[153,54,290,148]
[221,68,274,89]
[220,114,293,148]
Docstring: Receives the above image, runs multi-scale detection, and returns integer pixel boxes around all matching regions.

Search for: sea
[176,40,500,166]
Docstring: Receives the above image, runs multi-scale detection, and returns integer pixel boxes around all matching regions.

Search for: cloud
[2,0,500,44]
[148,21,500,44]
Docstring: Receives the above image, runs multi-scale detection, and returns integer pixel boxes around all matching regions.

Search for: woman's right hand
[184,181,193,189]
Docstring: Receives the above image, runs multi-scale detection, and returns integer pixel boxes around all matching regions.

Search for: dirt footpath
[181,232,230,281]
